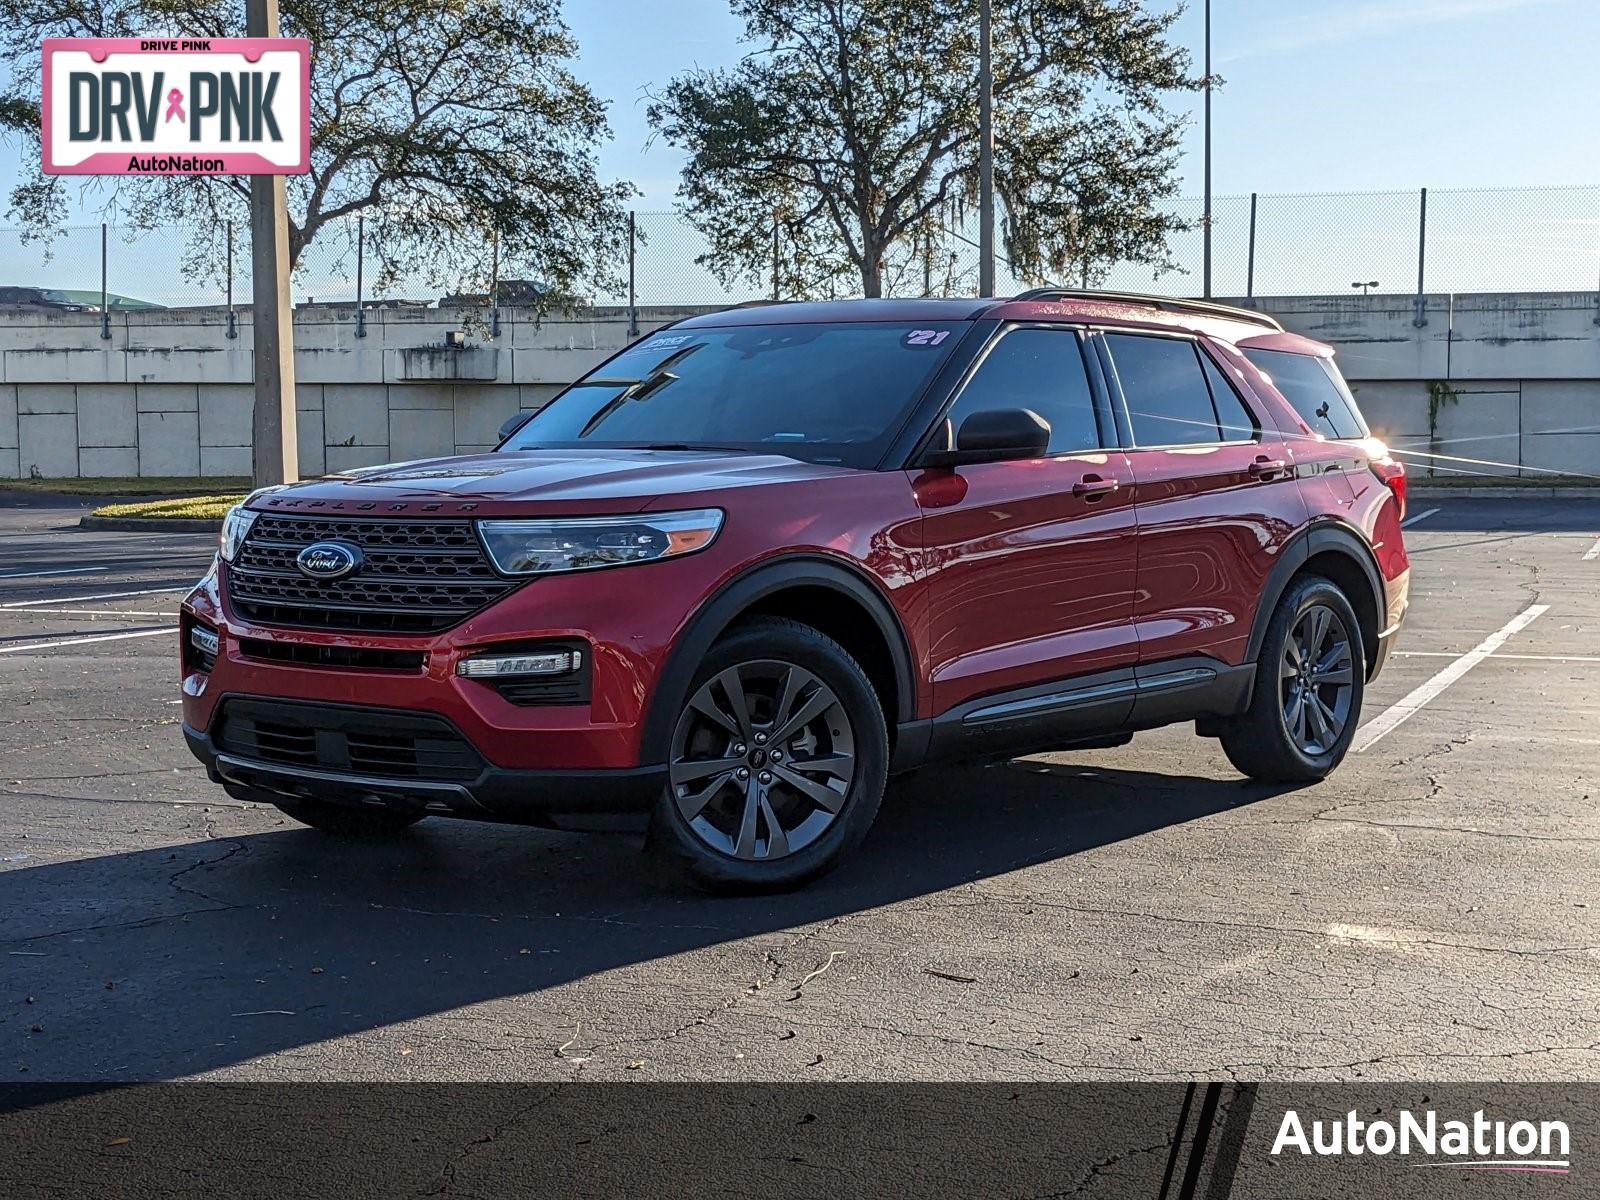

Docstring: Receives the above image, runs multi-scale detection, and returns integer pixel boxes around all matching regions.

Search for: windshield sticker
[641,333,696,350]
[903,328,952,347]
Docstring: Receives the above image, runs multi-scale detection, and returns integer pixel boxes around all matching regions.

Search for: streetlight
[978,0,995,297]
[1352,280,1379,296]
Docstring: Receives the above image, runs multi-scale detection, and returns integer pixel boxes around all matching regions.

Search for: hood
[254,448,859,514]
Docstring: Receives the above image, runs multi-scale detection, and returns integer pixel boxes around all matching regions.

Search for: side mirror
[922,408,1050,467]
[497,411,534,442]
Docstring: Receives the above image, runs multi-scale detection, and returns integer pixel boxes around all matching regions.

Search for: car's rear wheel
[1220,575,1365,782]
[649,617,888,892]
[272,799,424,836]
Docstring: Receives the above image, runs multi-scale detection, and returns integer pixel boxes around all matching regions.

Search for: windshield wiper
[575,344,703,438]
[570,376,644,388]
[629,442,754,453]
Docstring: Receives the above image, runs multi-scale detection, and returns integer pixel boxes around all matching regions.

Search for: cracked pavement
[1,494,1596,1082]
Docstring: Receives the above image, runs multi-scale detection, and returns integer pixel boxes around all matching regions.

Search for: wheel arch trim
[1245,521,1385,667]
[640,555,918,763]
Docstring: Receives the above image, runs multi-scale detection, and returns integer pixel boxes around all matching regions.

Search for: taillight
[1371,456,1407,521]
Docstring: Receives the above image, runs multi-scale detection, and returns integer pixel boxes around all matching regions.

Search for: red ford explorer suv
[181,291,1410,891]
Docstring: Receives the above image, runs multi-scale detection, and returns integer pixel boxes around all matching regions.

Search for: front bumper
[178,539,714,830]
[179,547,729,773]
[183,709,663,831]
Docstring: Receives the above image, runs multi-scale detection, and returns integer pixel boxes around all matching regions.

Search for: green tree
[0,0,632,301]
[648,0,1201,298]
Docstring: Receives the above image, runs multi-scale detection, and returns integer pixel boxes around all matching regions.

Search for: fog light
[457,649,582,678]
[190,626,220,658]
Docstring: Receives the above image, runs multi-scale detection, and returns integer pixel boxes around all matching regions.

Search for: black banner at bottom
[1,1083,1592,1197]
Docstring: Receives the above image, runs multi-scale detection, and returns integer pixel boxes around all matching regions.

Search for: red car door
[917,326,1140,719]
[1095,330,1306,670]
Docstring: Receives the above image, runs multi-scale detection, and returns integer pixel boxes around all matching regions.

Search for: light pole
[246,0,298,486]
[1352,281,1379,297]
[978,0,995,297]
[1202,0,1212,299]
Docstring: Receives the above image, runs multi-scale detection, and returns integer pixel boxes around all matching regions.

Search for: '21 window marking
[904,329,952,347]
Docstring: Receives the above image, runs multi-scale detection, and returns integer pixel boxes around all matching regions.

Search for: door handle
[1072,475,1119,499]
[1248,457,1288,480]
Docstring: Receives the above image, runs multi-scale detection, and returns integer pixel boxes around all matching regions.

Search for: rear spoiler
[1235,330,1335,358]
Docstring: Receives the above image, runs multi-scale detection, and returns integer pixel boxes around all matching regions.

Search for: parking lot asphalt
[0,492,1596,1083]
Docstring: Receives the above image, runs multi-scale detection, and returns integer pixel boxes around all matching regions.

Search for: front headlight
[218,485,287,563]
[218,504,259,563]
[477,509,724,576]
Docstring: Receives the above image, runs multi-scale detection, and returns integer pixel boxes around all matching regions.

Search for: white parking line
[1584,538,1600,561]
[0,586,191,609]
[1,607,179,618]
[1396,650,1600,664]
[1354,603,1549,753]
[0,566,110,580]
[0,627,175,655]
[1401,507,1440,529]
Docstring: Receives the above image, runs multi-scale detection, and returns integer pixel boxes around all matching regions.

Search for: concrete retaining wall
[1,292,1596,480]
[1232,292,1600,477]
[0,305,704,480]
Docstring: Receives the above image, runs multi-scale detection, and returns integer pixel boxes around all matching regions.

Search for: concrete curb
[1408,486,1600,499]
[78,515,223,533]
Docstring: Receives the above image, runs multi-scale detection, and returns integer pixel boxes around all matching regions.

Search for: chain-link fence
[2,185,1596,315]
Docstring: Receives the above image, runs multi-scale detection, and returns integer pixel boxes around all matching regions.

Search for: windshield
[501,321,965,467]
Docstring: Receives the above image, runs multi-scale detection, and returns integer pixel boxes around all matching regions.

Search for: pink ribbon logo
[164,88,185,123]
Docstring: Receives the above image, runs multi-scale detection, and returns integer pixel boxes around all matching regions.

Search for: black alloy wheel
[650,617,888,892]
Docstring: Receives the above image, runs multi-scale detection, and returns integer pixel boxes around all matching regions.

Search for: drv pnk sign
[42,37,310,175]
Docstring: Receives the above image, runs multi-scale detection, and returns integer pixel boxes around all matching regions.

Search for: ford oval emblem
[295,541,363,580]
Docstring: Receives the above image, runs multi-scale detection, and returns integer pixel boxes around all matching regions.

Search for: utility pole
[247,0,298,486]
[1202,0,1212,299]
[977,0,995,297]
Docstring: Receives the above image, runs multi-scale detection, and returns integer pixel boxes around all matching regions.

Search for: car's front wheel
[649,617,889,892]
[1220,575,1366,782]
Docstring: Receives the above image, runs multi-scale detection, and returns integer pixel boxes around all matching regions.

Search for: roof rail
[1010,287,1283,332]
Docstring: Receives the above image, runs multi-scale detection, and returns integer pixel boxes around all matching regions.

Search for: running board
[963,665,1221,728]
[903,658,1256,768]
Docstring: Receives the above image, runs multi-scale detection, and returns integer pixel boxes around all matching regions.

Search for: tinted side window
[1104,334,1220,446]
[1200,352,1258,442]
[1243,348,1367,439]
[942,328,1102,455]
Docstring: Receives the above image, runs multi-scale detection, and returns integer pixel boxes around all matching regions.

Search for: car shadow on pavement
[1,758,1299,1080]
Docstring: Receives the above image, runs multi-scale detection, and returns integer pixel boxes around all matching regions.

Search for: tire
[648,616,889,893]
[273,799,424,837]
[1220,575,1366,783]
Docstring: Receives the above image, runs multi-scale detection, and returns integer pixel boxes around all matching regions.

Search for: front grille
[239,638,426,673]
[228,515,518,633]
[214,699,482,782]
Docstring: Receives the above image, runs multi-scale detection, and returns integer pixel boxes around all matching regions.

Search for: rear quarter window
[1243,348,1368,440]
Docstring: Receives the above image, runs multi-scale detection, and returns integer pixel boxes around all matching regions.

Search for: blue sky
[566,0,1600,209]
[4,0,1596,215]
